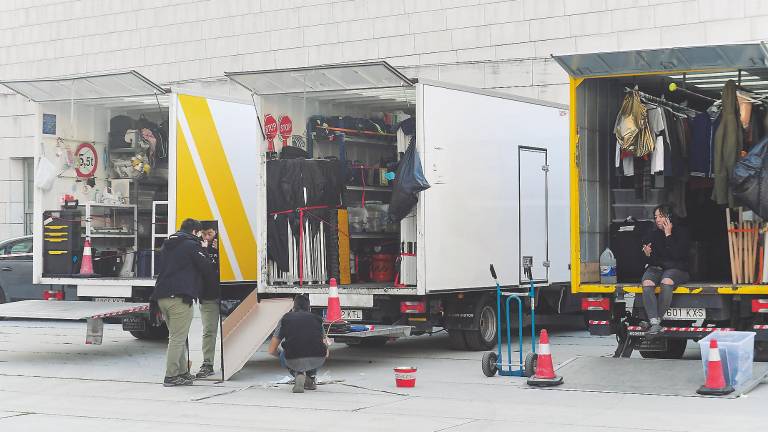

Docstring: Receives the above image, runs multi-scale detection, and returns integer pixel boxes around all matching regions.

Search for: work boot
[163,375,194,387]
[196,363,215,379]
[293,372,306,393]
[304,375,317,390]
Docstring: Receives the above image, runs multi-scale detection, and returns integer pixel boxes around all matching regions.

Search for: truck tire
[640,339,686,359]
[448,330,469,350]
[130,322,169,340]
[464,300,498,351]
[347,337,388,348]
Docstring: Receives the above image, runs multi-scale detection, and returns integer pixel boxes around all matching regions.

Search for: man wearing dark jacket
[268,295,328,393]
[195,227,220,379]
[640,205,691,336]
[152,218,215,387]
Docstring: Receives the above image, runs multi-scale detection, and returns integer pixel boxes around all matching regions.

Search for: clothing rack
[624,87,701,116]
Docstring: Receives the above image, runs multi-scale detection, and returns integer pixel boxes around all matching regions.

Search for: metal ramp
[545,357,768,398]
[0,300,149,320]
[220,293,293,381]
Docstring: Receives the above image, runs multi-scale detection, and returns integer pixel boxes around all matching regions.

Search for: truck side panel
[419,83,570,291]
[174,94,261,283]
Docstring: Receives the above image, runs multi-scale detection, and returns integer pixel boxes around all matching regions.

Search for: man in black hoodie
[640,205,691,336]
[152,218,215,387]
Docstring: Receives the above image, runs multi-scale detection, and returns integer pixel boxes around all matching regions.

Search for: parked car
[0,235,43,303]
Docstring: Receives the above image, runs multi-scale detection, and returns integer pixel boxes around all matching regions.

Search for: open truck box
[226,62,571,301]
[555,43,768,357]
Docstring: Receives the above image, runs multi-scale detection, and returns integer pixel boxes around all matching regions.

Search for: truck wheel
[481,351,498,377]
[130,322,169,340]
[755,342,768,362]
[640,339,686,359]
[347,337,388,348]
[448,329,469,350]
[464,300,498,351]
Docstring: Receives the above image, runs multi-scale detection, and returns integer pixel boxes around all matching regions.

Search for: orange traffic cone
[325,278,343,323]
[78,238,95,276]
[527,329,564,387]
[697,339,734,396]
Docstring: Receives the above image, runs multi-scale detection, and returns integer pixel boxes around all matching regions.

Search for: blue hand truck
[481,263,538,377]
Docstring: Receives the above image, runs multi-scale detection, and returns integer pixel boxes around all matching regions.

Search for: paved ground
[0,314,765,431]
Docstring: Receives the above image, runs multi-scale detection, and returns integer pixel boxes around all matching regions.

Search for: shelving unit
[151,201,168,277]
[349,232,399,239]
[346,185,392,192]
[83,203,137,242]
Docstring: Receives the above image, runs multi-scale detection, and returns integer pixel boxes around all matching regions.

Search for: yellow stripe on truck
[175,121,236,282]
[179,95,258,281]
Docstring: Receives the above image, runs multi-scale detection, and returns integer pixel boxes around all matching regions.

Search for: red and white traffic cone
[325,278,343,323]
[78,238,95,276]
[527,329,564,387]
[697,339,734,396]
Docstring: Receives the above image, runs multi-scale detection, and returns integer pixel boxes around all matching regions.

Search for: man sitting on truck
[268,295,328,393]
[640,204,691,336]
[152,218,215,387]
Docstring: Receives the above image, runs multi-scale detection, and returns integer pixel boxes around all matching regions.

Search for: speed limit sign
[75,142,98,178]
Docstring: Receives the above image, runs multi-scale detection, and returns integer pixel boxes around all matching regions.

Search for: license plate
[93,297,125,303]
[664,308,705,320]
[342,309,363,321]
[121,316,146,331]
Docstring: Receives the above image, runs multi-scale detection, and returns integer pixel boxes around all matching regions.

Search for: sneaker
[647,323,663,336]
[163,375,194,387]
[180,372,196,381]
[196,364,215,379]
[304,375,317,391]
[293,372,306,393]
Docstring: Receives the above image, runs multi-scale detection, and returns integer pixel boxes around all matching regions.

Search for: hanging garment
[648,107,666,174]
[712,80,744,207]
[663,109,686,178]
[615,142,635,176]
[689,113,713,177]
[615,91,655,157]
[731,136,768,219]
[738,92,753,129]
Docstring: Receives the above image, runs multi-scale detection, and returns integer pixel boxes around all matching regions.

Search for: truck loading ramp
[0,300,149,320]
[544,357,768,398]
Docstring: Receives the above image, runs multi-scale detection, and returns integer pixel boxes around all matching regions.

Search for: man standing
[196,227,220,379]
[268,295,328,393]
[152,218,215,387]
[640,205,691,336]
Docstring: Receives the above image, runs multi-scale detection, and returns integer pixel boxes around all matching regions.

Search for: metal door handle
[1,267,11,271]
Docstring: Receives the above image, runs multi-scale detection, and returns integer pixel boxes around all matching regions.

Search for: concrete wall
[1,0,767,238]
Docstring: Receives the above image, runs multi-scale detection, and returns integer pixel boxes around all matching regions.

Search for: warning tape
[626,326,734,333]
[588,320,610,325]
[754,325,768,330]
[90,304,150,319]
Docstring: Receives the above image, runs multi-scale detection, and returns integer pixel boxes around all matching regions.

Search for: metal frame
[517,146,549,285]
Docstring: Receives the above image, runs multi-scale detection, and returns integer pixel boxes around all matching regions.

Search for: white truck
[0,62,572,368]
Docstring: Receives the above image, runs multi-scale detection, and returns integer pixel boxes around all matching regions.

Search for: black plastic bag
[732,136,768,218]
[389,141,430,222]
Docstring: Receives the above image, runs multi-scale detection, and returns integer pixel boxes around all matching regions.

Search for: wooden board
[221,294,292,380]
[338,209,351,285]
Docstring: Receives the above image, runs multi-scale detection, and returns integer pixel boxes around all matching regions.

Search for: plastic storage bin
[698,331,755,389]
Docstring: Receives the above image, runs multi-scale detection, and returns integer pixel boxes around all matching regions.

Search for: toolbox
[42,209,82,276]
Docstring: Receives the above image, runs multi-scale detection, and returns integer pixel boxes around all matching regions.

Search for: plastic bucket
[394,367,417,387]
[698,331,755,389]
[370,254,396,282]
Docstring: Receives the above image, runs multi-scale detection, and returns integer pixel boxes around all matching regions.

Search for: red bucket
[394,366,417,387]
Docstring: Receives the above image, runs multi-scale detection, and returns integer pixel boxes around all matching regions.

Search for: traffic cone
[527,329,564,387]
[78,238,95,276]
[697,339,734,396]
[325,278,343,323]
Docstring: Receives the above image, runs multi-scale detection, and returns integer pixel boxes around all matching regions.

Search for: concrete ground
[0,314,764,431]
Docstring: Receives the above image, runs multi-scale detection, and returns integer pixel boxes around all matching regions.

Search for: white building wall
[0,0,767,237]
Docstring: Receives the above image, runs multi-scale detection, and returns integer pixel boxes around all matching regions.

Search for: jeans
[199,300,220,366]
[641,266,690,321]
[280,350,318,378]
[158,297,194,377]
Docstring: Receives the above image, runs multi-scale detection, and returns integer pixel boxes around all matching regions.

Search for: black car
[0,235,47,303]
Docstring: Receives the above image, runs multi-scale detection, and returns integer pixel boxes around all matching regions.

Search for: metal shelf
[346,186,392,192]
[89,233,135,238]
[349,232,399,239]
[315,137,395,147]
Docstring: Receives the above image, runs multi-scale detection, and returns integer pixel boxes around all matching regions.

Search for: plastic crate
[698,331,755,389]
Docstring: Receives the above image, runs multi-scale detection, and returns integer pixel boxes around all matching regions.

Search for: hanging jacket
[712,80,743,207]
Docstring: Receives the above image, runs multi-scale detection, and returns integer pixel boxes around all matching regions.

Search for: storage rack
[151,201,168,277]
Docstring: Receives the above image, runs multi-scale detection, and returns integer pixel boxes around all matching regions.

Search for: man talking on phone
[640,204,691,336]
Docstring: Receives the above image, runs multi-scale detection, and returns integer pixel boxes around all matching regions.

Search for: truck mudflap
[587,320,614,336]
[754,325,768,341]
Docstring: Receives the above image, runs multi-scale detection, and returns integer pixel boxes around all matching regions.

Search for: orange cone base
[697,384,734,396]
[527,375,564,387]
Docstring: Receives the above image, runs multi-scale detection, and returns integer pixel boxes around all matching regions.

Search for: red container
[370,254,396,282]
[394,367,417,387]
